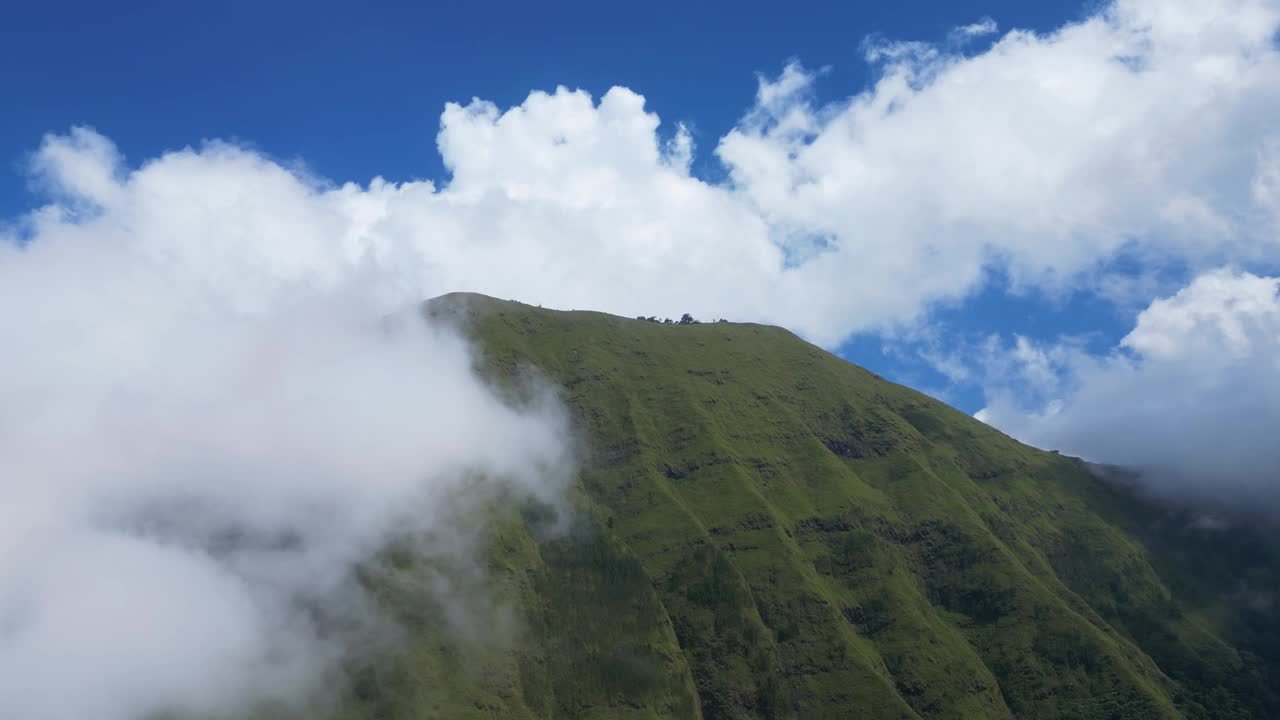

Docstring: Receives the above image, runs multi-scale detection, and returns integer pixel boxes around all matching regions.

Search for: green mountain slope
[332,294,1280,720]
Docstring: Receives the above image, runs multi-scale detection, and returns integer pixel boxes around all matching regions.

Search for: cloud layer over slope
[1,138,572,719]
[977,268,1280,511]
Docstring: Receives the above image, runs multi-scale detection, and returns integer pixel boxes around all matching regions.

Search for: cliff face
[330,295,1279,720]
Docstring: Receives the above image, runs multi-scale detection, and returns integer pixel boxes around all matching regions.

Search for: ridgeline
[331,293,1279,720]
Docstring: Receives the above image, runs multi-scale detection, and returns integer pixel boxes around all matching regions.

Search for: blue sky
[0,0,1085,196]
[3,0,1279,478]
[2,0,1083,216]
[1,0,1099,412]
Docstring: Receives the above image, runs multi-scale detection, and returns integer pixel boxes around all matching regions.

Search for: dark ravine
[329,294,1279,720]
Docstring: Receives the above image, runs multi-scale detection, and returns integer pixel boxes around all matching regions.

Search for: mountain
[331,293,1280,720]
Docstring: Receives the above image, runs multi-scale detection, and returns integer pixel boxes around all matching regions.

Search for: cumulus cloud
[0,132,572,720]
[720,0,1280,341]
[9,0,1274,345]
[977,268,1280,511]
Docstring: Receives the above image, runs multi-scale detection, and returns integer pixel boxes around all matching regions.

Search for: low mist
[977,269,1280,519]
[0,143,573,720]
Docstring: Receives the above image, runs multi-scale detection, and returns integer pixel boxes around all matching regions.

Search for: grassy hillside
[331,294,1279,720]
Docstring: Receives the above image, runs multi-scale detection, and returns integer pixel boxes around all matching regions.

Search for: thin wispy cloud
[949,17,999,43]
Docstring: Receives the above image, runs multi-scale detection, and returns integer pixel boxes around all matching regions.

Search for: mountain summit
[334,294,1278,720]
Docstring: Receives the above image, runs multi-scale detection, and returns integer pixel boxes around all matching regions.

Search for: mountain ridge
[328,293,1279,720]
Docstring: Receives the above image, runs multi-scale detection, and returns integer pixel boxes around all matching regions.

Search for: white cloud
[720,0,1280,340]
[978,269,1280,509]
[951,17,1000,43]
[1253,137,1280,226]
[0,135,572,719]
[13,0,1280,348]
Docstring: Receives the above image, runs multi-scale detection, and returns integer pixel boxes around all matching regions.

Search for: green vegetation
[331,293,1280,719]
